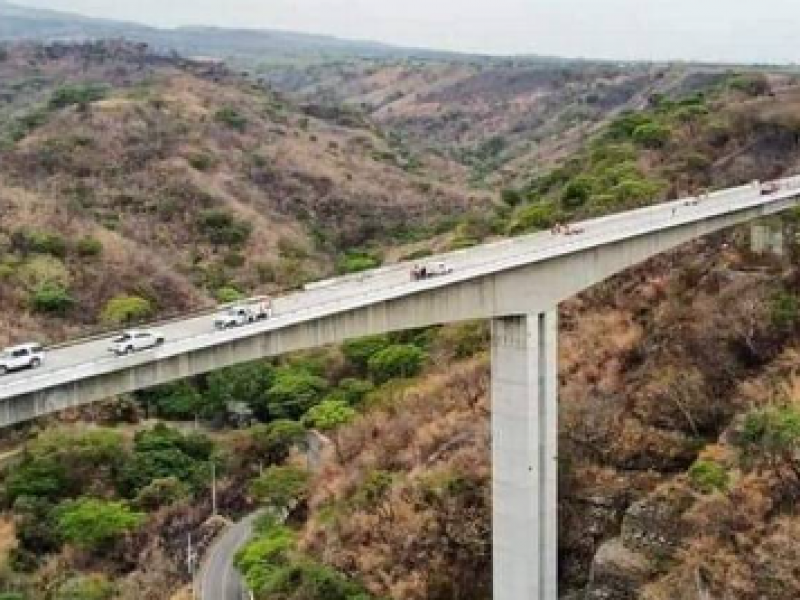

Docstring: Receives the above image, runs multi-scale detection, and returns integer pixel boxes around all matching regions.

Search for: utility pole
[211,462,218,517]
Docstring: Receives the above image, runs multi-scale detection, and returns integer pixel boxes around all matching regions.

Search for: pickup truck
[411,261,454,281]
[0,343,45,376]
[214,297,274,330]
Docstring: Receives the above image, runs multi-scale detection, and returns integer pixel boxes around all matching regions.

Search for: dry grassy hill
[0,41,483,346]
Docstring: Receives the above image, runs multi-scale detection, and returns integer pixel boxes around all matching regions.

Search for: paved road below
[197,513,260,600]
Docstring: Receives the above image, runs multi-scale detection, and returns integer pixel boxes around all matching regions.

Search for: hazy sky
[12,0,800,63]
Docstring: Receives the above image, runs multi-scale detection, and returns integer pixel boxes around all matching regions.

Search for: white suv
[109,330,165,356]
[0,343,45,376]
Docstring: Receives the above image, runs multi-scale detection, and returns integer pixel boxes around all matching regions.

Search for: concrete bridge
[3,176,800,599]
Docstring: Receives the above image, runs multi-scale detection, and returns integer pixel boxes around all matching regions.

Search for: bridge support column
[492,311,558,600]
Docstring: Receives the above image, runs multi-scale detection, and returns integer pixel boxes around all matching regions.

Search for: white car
[0,343,45,376]
[109,330,165,356]
[411,261,454,281]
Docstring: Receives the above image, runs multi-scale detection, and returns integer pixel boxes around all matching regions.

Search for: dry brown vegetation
[0,42,482,346]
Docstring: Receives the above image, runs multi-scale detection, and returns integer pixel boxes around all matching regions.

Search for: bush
[188,152,216,171]
[632,123,671,148]
[139,381,205,420]
[506,203,559,235]
[216,286,245,303]
[49,83,109,110]
[367,344,427,383]
[75,236,102,257]
[561,176,595,209]
[501,188,523,206]
[250,466,310,512]
[266,370,329,420]
[302,400,356,432]
[56,499,144,551]
[769,290,800,331]
[13,228,67,257]
[214,107,248,131]
[55,575,115,600]
[197,210,252,247]
[688,459,730,494]
[336,252,381,275]
[30,282,74,315]
[133,477,189,511]
[342,335,392,372]
[249,420,307,464]
[100,295,153,325]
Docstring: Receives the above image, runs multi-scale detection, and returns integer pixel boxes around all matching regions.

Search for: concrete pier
[492,312,558,600]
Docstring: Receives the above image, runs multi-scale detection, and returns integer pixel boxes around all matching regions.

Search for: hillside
[264,60,740,186]
[2,36,800,600]
[0,1,470,66]
[0,41,480,347]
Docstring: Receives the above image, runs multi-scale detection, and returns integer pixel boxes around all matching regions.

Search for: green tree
[56,498,144,551]
[250,466,310,513]
[266,369,329,420]
[248,420,307,464]
[206,361,275,420]
[367,344,427,383]
[139,380,204,421]
[100,295,153,325]
[632,123,671,148]
[303,400,357,463]
[342,335,392,372]
[30,282,74,315]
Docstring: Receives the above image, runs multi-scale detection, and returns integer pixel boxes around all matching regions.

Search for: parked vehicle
[109,330,165,356]
[214,297,273,330]
[0,343,45,376]
[411,261,454,281]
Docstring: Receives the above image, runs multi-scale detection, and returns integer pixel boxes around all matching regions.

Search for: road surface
[196,512,260,600]
[0,177,798,401]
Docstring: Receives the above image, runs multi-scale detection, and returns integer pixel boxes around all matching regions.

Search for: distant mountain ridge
[0,1,471,65]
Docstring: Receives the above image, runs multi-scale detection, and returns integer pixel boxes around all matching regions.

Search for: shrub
[302,400,356,432]
[336,252,381,275]
[49,83,109,110]
[561,177,595,209]
[342,335,392,371]
[214,107,248,131]
[249,420,307,464]
[75,236,102,257]
[738,406,800,466]
[56,499,144,551]
[55,575,115,600]
[216,286,245,303]
[139,381,205,420]
[100,295,153,325]
[250,466,310,512]
[30,282,74,315]
[729,73,771,97]
[506,203,559,235]
[688,459,730,494]
[632,123,671,148]
[133,477,189,511]
[197,210,252,247]
[13,228,67,257]
[501,188,523,206]
[266,370,329,420]
[367,344,427,383]
[769,290,800,331]
[188,152,215,171]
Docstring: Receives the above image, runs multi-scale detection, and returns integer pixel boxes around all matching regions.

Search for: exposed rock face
[587,538,653,600]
